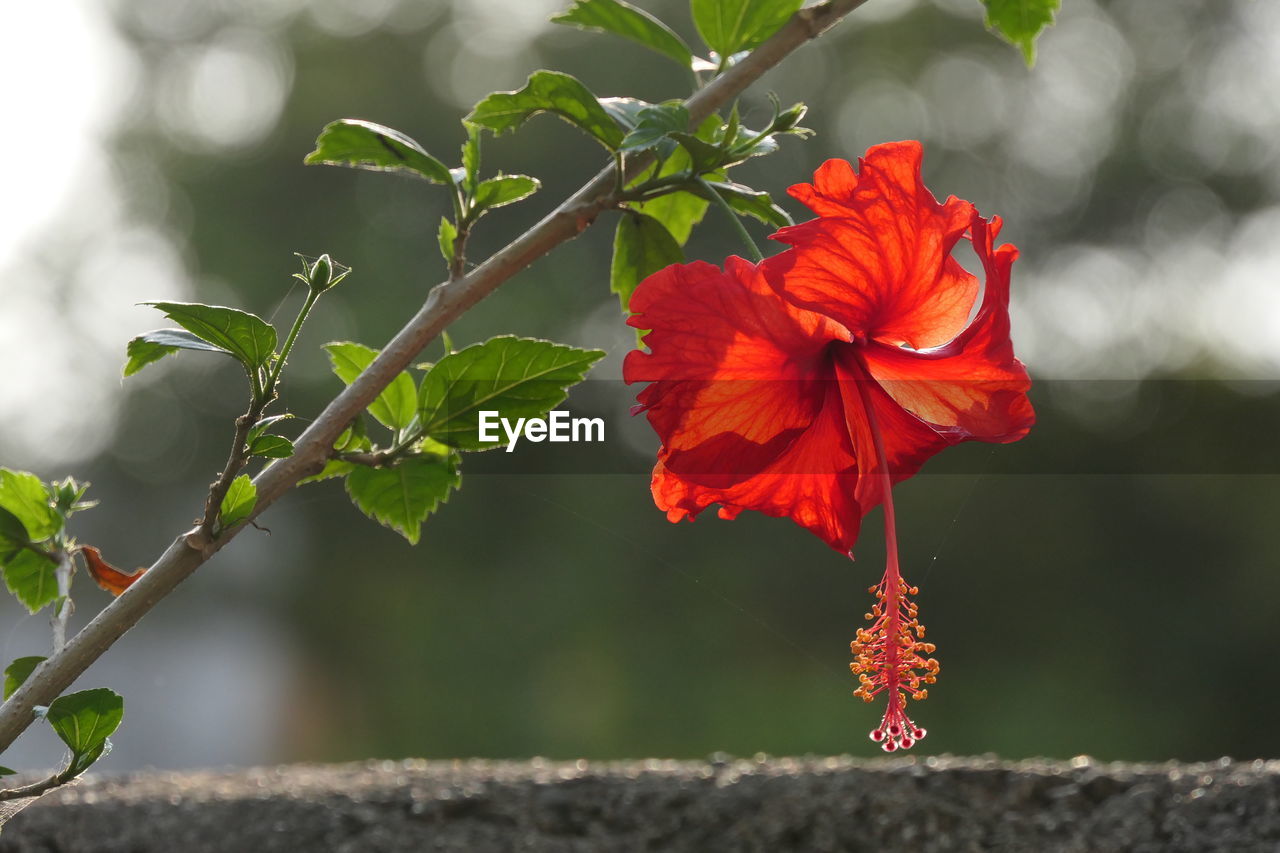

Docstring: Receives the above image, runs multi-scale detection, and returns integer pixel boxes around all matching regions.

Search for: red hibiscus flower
[622,140,1033,751]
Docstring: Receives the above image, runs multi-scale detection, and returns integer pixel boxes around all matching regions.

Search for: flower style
[622,141,1033,750]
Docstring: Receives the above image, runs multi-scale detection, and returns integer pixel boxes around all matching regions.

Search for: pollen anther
[849,574,938,752]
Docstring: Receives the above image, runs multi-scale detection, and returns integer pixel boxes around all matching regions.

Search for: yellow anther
[850,573,938,736]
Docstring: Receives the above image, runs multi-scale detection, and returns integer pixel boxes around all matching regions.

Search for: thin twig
[698,177,764,261]
[0,0,868,758]
[198,407,258,537]
[449,226,470,281]
[0,770,70,803]
[336,450,394,468]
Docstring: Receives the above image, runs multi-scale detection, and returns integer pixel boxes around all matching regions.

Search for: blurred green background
[3,0,1279,770]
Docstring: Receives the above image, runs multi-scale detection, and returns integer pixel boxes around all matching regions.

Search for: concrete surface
[1,754,1278,851]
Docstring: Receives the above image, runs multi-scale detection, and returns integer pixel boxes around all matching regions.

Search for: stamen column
[848,359,939,752]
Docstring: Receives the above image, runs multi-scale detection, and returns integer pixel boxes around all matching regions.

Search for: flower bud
[293,252,351,294]
[771,102,808,133]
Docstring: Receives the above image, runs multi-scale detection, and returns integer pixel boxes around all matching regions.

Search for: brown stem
[336,450,394,468]
[449,225,470,281]
[199,407,257,537]
[0,770,70,803]
[0,0,869,759]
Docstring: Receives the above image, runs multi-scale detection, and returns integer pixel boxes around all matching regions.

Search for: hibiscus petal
[624,257,864,552]
[625,256,846,454]
[766,142,977,350]
[832,349,951,517]
[651,379,865,553]
[860,214,1034,444]
[626,257,845,381]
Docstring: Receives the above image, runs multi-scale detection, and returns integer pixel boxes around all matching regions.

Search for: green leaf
[218,475,256,529]
[438,217,458,265]
[2,549,59,613]
[985,1,1060,65]
[701,181,792,228]
[668,131,725,172]
[620,103,689,153]
[299,459,356,485]
[460,122,481,195]
[611,212,683,318]
[247,435,294,458]
[123,328,233,377]
[415,436,453,458]
[336,416,371,453]
[47,688,123,775]
[344,454,460,545]
[599,97,652,131]
[665,121,778,174]
[723,103,741,147]
[629,116,723,245]
[324,342,419,432]
[142,303,277,372]
[0,508,27,561]
[0,766,15,776]
[741,134,779,163]
[304,119,453,183]
[691,0,802,58]
[466,71,624,151]
[0,470,59,542]
[982,0,1059,65]
[246,416,295,458]
[246,414,293,443]
[633,190,707,247]
[418,337,606,450]
[552,0,694,68]
[4,656,46,701]
[473,175,540,211]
